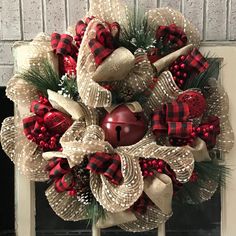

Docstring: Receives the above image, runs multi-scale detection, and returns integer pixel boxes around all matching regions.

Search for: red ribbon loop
[51,33,78,59]
[86,152,123,185]
[185,48,209,73]
[23,115,39,136]
[51,33,78,75]
[152,101,193,138]
[88,23,116,66]
[75,17,120,66]
[23,100,53,136]
[30,100,53,116]
[23,98,72,151]
[95,24,114,48]
[46,158,75,193]
[75,17,95,48]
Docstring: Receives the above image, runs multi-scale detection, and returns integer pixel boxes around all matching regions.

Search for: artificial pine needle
[85,198,106,225]
[174,160,230,206]
[119,14,155,53]
[21,59,61,96]
[58,74,78,99]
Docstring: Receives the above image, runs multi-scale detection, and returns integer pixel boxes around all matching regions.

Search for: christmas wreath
[0,0,234,232]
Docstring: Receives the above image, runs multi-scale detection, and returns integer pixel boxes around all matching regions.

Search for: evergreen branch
[21,59,60,96]
[119,13,156,53]
[174,160,230,205]
[58,74,78,99]
[85,198,106,224]
[195,160,230,187]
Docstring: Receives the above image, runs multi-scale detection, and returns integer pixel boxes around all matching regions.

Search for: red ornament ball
[177,90,207,118]
[101,105,148,147]
[44,111,73,134]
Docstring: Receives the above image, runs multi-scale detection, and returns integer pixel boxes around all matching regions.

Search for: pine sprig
[21,59,60,96]
[195,160,230,187]
[183,56,221,91]
[174,160,230,205]
[58,74,78,99]
[85,198,106,224]
[119,14,155,53]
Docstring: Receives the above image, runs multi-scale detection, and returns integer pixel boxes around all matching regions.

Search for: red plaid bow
[30,100,52,116]
[198,116,220,149]
[23,100,53,136]
[152,101,193,138]
[86,152,123,185]
[22,98,72,151]
[75,16,120,66]
[185,48,209,73]
[74,16,95,48]
[156,24,187,50]
[46,157,76,195]
[51,33,78,59]
[89,23,118,66]
[51,33,78,76]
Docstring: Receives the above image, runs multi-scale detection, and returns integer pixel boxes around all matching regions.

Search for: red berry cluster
[169,55,189,89]
[193,125,215,139]
[140,159,185,194]
[169,123,215,147]
[140,158,166,177]
[26,96,62,152]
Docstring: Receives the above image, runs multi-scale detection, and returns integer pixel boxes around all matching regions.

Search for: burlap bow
[152,101,193,138]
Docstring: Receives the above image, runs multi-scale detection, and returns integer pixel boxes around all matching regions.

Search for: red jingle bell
[44,111,73,134]
[101,105,148,147]
[177,90,207,118]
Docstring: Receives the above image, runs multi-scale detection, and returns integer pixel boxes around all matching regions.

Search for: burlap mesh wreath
[0,0,234,232]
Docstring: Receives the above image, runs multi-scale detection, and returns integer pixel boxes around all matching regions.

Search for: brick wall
[0,0,235,86]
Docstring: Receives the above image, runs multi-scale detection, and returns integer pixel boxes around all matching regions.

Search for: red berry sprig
[26,124,62,151]
[169,55,189,89]
[139,158,166,177]
[192,125,215,140]
[169,123,215,148]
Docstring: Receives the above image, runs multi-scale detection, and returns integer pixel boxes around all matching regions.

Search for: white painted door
[15,45,236,236]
